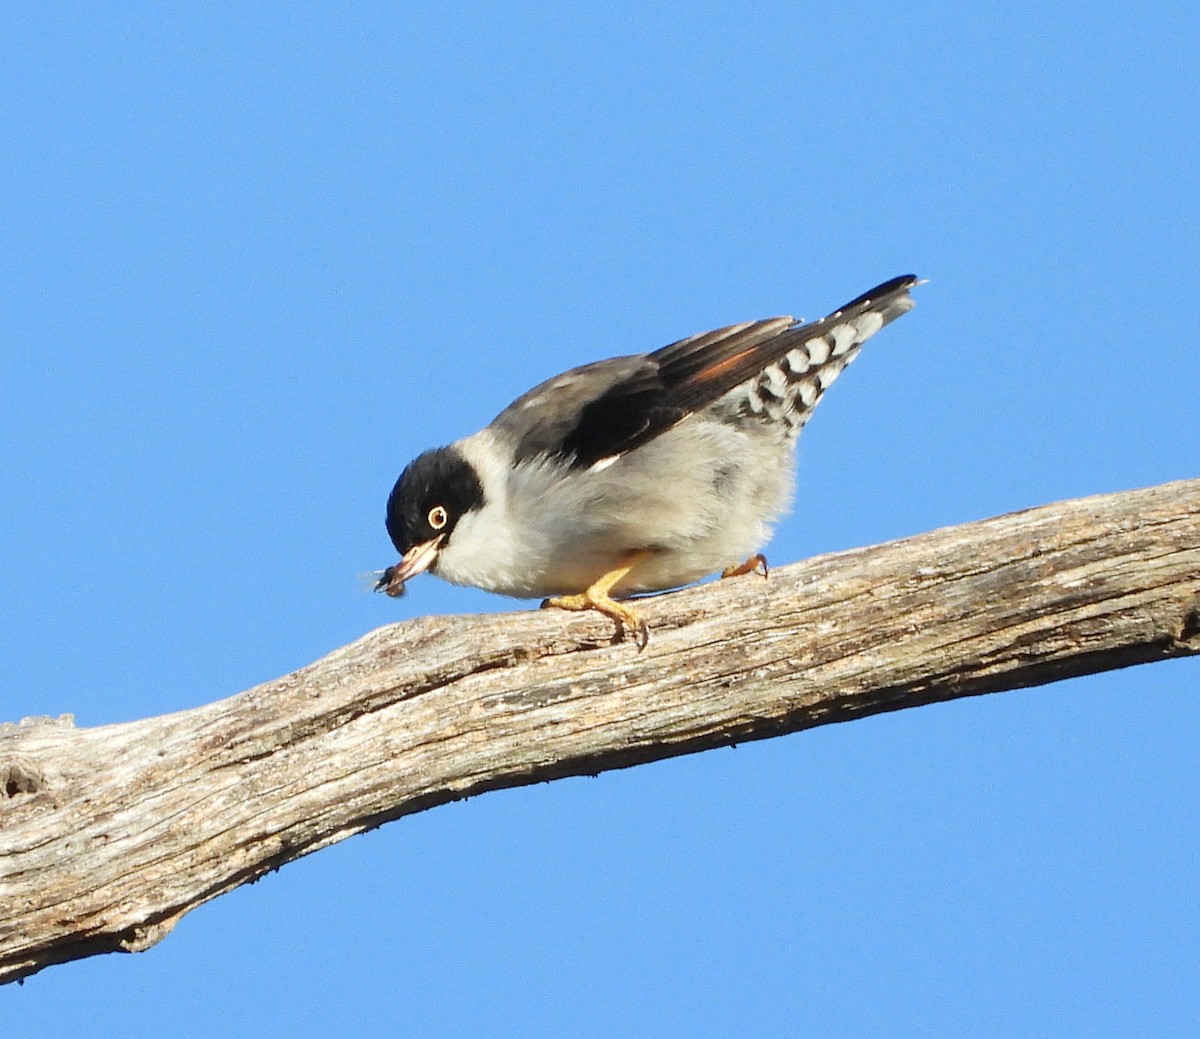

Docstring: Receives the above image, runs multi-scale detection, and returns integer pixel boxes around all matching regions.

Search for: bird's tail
[727,274,920,436]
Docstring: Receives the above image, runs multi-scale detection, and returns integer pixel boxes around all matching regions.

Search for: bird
[377,274,920,647]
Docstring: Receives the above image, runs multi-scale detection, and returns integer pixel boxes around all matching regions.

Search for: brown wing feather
[649,274,918,416]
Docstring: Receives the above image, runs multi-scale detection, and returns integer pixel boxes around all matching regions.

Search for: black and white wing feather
[491,274,918,470]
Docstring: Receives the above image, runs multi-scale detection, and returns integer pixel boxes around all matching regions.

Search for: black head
[384,445,485,555]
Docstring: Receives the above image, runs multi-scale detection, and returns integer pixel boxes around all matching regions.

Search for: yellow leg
[543,552,651,649]
[721,553,769,579]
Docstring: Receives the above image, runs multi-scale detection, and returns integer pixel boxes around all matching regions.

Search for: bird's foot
[720,553,769,580]
[541,552,651,649]
[543,590,649,650]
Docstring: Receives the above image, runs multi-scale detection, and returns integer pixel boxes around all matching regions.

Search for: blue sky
[3,3,1198,1036]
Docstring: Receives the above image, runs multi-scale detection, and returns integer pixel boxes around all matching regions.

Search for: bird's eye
[428,505,448,530]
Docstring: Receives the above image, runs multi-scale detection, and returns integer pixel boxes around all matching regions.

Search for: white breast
[434,421,795,599]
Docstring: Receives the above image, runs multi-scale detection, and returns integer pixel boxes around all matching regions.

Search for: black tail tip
[840,273,920,310]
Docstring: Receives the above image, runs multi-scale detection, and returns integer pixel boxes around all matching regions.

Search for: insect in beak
[374,535,445,598]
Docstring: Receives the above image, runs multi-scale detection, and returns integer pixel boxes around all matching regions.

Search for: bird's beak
[374,535,444,598]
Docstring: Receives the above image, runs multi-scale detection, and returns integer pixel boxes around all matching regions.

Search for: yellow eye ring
[428,505,448,530]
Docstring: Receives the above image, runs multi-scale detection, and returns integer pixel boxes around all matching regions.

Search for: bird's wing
[493,274,919,470]
[489,355,661,467]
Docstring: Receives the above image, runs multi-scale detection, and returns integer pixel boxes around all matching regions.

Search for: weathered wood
[2,479,1198,984]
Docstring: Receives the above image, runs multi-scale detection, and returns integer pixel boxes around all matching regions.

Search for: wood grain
[2,478,1198,984]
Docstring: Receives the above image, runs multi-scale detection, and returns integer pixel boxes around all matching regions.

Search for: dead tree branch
[2,478,1198,984]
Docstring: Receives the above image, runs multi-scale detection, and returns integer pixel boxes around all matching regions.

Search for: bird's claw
[720,553,769,580]
[543,591,649,651]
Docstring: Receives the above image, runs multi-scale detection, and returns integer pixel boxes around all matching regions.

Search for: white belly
[435,419,796,599]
